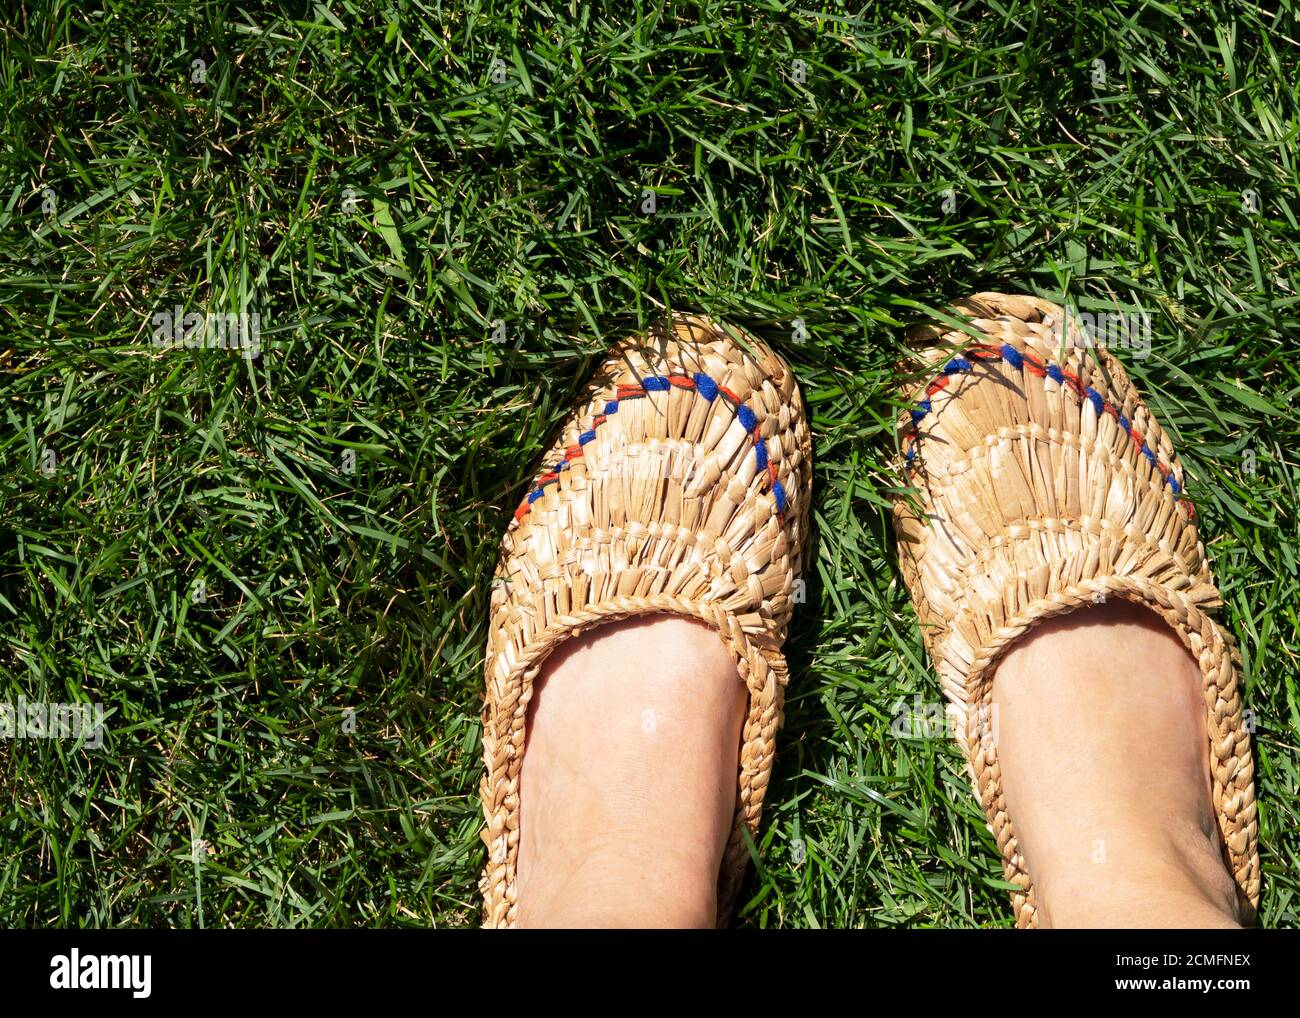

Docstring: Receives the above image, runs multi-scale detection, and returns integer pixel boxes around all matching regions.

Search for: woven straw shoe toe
[480,314,813,927]
[893,292,1260,928]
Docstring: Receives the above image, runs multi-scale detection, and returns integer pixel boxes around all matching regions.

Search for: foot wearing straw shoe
[894,292,1260,929]
[480,314,812,928]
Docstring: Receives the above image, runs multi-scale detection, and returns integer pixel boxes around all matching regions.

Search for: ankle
[1033,821,1241,928]
[516,841,719,927]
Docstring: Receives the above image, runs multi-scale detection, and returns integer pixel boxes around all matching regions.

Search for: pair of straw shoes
[479,293,1261,928]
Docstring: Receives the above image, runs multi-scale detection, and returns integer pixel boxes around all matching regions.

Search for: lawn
[1,0,1297,928]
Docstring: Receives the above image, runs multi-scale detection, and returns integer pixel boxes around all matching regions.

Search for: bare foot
[992,601,1241,928]
[514,615,745,927]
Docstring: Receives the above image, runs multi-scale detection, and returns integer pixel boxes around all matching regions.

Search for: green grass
[1,0,1298,928]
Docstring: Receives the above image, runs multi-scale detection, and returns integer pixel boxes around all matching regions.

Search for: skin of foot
[991,600,1242,928]
[514,615,746,928]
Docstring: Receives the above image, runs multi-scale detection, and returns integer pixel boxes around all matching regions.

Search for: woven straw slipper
[892,292,1260,928]
[480,313,813,927]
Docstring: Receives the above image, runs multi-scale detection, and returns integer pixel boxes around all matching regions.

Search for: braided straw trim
[893,292,1260,928]
[480,314,813,927]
